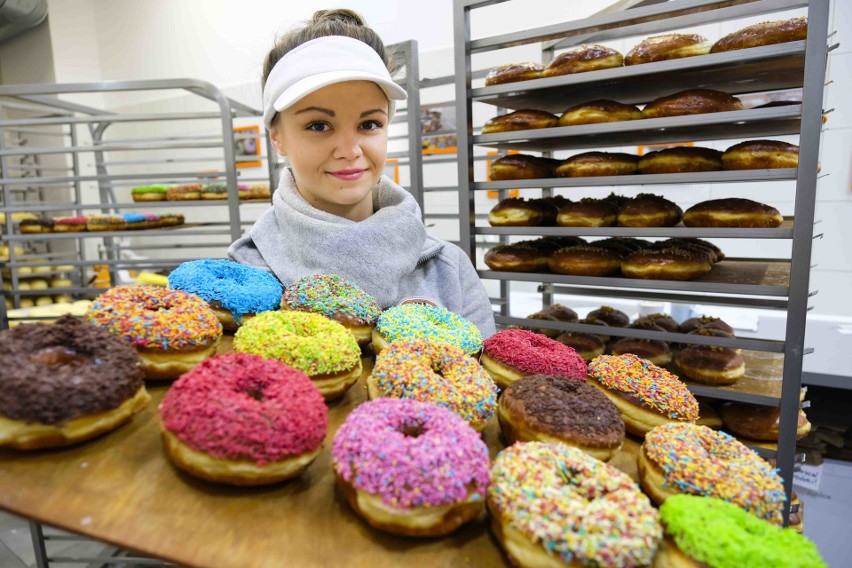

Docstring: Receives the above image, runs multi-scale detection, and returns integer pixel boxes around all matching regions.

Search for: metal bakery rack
[453,0,830,525]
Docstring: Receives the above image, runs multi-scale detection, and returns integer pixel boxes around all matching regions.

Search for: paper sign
[793,463,823,492]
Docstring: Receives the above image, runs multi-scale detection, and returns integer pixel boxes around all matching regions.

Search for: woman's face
[270,81,389,221]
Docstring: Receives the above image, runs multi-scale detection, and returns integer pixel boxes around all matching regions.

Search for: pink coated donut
[332,398,490,537]
[481,328,587,389]
[159,352,327,485]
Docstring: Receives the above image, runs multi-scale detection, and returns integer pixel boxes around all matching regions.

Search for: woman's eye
[361,119,384,131]
[305,121,330,132]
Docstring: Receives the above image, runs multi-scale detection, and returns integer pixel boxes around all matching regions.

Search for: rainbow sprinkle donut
[367,338,498,431]
[489,441,661,567]
[657,495,826,568]
[639,422,786,524]
[233,310,361,400]
[85,285,222,380]
[481,328,587,390]
[332,398,490,537]
[282,274,381,346]
[373,303,482,355]
[168,259,283,331]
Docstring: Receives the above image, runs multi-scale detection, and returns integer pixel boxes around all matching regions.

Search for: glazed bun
[638,146,723,174]
[617,193,682,227]
[488,197,559,227]
[622,247,713,281]
[555,152,638,177]
[558,99,641,126]
[556,198,618,227]
[489,154,559,180]
[481,109,559,134]
[625,33,712,65]
[721,140,799,170]
[683,198,784,228]
[541,45,623,77]
[548,245,622,277]
[484,62,544,86]
[711,17,808,53]
[642,89,744,119]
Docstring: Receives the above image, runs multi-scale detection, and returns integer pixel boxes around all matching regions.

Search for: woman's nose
[333,131,364,160]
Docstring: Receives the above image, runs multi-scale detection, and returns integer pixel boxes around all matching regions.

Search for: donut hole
[400,421,425,438]
[246,387,265,402]
[29,346,89,370]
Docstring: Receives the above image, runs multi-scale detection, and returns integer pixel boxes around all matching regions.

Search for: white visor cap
[262,35,407,129]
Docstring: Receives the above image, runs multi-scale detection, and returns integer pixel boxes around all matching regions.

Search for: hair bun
[312,9,365,27]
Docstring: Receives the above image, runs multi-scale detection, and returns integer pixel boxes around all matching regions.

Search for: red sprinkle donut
[159,352,327,485]
[481,329,587,390]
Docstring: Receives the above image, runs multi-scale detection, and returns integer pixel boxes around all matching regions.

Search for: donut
[489,154,559,180]
[637,146,723,174]
[555,151,638,177]
[86,214,127,232]
[51,215,88,232]
[644,239,717,268]
[484,242,550,272]
[625,33,712,65]
[622,247,713,281]
[556,198,618,227]
[548,244,622,276]
[201,183,228,200]
[131,184,168,202]
[234,310,361,400]
[332,398,490,537]
[610,322,672,367]
[678,315,735,336]
[0,315,149,450]
[675,343,745,385]
[237,183,252,199]
[484,62,544,86]
[516,303,578,338]
[168,259,283,332]
[657,495,825,568]
[594,236,652,256]
[683,197,784,228]
[158,212,185,227]
[696,399,724,429]
[481,109,559,134]
[158,353,326,485]
[248,182,272,200]
[480,329,587,390]
[85,286,222,380]
[366,338,497,432]
[719,402,811,442]
[666,237,725,262]
[642,89,744,119]
[634,313,679,333]
[722,140,799,169]
[18,219,54,234]
[541,44,624,77]
[533,235,588,251]
[372,303,482,356]
[281,274,381,346]
[489,442,661,567]
[638,422,786,524]
[616,193,683,227]
[119,212,147,230]
[498,375,625,461]
[166,183,202,200]
[555,330,606,362]
[587,354,698,437]
[558,99,641,126]
[587,305,629,328]
[488,197,558,226]
[711,16,808,53]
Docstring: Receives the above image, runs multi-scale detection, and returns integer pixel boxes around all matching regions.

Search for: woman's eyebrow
[360,109,388,118]
[295,106,334,116]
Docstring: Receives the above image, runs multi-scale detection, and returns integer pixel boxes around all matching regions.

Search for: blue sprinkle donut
[168,259,282,331]
[373,304,483,355]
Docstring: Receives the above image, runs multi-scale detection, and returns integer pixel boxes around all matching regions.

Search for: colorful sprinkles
[376,304,482,355]
[332,398,490,509]
[588,354,698,421]
[283,274,381,326]
[644,423,786,524]
[233,310,360,376]
[489,442,661,566]
[659,495,826,568]
[168,259,283,322]
[160,352,327,465]
[483,329,587,380]
[84,285,222,349]
[370,338,497,430]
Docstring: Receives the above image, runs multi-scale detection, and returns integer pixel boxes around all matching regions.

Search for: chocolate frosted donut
[711,17,808,53]
[622,247,713,281]
[625,33,712,65]
[587,306,629,328]
[683,198,784,228]
[638,146,723,174]
[556,152,638,177]
[719,402,811,442]
[516,304,579,338]
[558,99,641,126]
[484,242,549,273]
[722,140,799,170]
[0,315,149,449]
[488,197,558,227]
[611,321,672,366]
[490,154,559,180]
[498,374,625,461]
[617,193,683,227]
[481,109,559,134]
[679,316,734,336]
[675,344,745,385]
[642,89,744,119]
[542,44,623,77]
[556,198,618,227]
[634,313,679,333]
[555,330,606,362]
[485,62,544,86]
[666,237,726,262]
[548,245,622,277]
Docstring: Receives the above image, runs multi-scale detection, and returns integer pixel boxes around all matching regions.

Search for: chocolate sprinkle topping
[501,374,624,447]
[0,315,145,425]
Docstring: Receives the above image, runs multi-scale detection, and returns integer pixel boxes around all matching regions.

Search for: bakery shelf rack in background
[453,0,829,524]
[0,79,269,330]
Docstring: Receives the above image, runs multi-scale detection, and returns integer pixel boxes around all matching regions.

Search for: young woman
[228,9,496,337]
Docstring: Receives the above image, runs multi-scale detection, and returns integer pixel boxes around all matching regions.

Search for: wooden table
[0,338,641,568]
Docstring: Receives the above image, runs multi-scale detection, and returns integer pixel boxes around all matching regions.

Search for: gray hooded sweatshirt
[227,169,496,338]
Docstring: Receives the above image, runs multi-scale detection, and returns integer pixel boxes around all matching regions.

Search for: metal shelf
[475,219,795,239]
[1,223,237,241]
